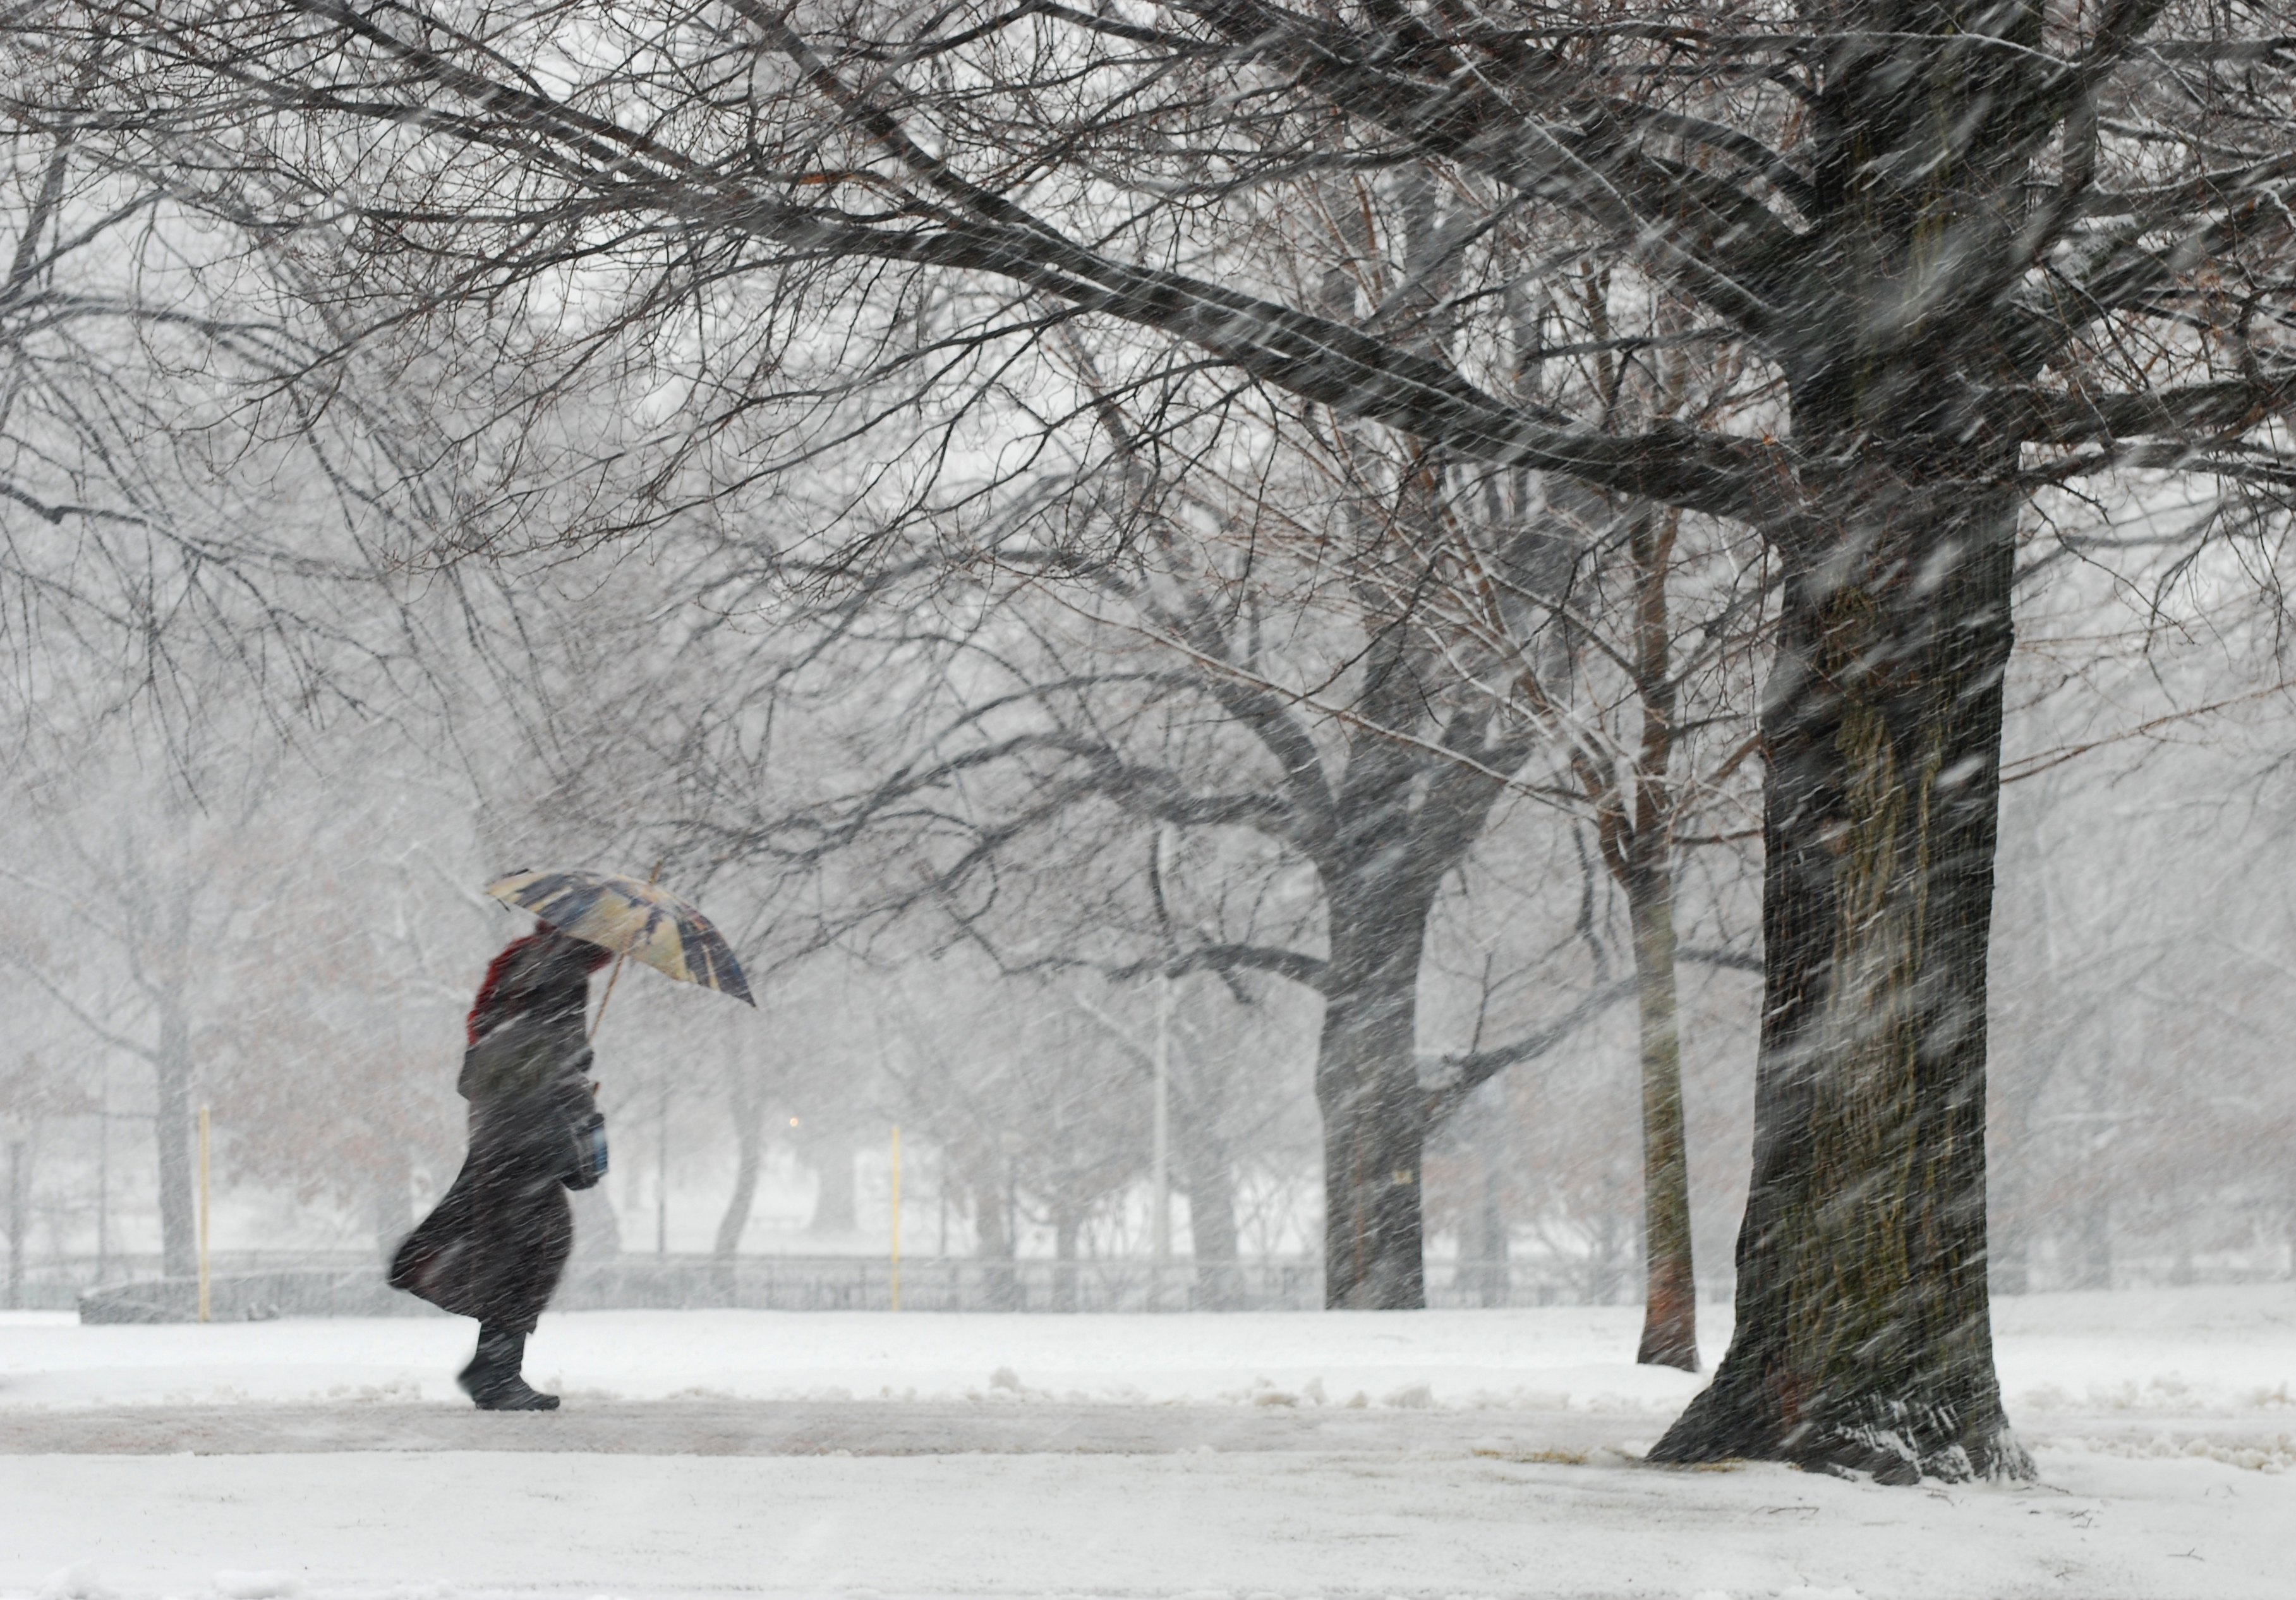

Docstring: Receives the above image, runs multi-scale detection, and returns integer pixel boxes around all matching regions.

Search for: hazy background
[7,481,2292,1307]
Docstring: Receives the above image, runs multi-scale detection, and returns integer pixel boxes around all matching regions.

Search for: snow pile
[209,1575,303,1600]
[33,1565,109,1600]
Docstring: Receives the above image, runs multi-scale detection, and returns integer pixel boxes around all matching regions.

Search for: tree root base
[1652,1388,2035,1486]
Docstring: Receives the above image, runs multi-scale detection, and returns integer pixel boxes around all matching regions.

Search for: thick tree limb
[1989,373,2296,445]
[1167,0,1799,329]
[222,0,1796,525]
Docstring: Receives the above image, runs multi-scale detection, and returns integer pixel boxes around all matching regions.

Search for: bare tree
[0,122,520,1275]
[718,509,1617,1311]
[1396,266,1771,1365]
[28,0,2296,1477]
[449,209,1769,1340]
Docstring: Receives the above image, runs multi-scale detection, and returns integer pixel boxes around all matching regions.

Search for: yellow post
[196,1106,212,1324]
[889,1125,902,1312]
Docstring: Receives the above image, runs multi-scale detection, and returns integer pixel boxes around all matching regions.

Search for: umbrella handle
[587,955,628,1042]
[586,859,662,1043]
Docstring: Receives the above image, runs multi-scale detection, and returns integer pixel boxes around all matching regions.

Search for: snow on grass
[6,1284,2293,1421]
[1991,1286,2296,1420]
[0,1305,1717,1413]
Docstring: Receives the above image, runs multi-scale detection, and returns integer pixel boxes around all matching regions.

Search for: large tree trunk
[1317,911,1430,1309]
[1627,854,1697,1370]
[1652,476,2029,1482]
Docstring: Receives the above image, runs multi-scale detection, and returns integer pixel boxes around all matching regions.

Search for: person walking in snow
[390,924,613,1410]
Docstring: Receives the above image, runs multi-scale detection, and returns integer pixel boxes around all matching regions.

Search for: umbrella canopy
[485,869,755,1006]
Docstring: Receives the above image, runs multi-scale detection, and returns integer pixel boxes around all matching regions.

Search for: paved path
[4,1397,2281,1458]
[0,1398,1660,1456]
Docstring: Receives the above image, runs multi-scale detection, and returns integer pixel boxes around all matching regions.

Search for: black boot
[457,1325,560,1411]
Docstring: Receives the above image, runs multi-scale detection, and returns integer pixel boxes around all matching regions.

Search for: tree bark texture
[1652,478,2027,1482]
[1565,496,1704,1369]
[1304,594,1512,1309]
[1317,911,1430,1310]
[1628,860,1697,1370]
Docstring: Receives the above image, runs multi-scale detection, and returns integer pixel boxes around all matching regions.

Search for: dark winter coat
[389,930,612,1333]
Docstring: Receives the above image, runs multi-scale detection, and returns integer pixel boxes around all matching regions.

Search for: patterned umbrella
[484,868,755,1007]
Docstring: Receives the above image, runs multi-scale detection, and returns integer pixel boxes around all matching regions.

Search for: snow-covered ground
[3,1287,2293,1600]
[9,1285,2292,1418]
[0,1302,1715,1412]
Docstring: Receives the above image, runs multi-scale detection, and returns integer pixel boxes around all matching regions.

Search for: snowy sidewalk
[0,1398,1642,1457]
[1,1395,2289,1464]
[3,1290,2293,1599]
[4,1440,2293,1599]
